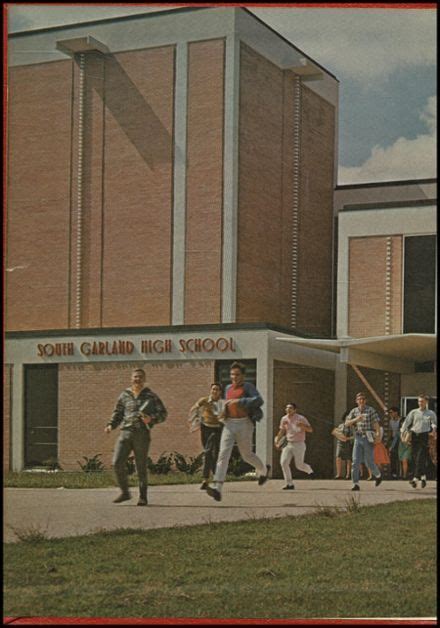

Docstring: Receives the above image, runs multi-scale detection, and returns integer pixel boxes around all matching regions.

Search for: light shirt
[389,418,401,438]
[280,413,310,443]
[401,408,437,435]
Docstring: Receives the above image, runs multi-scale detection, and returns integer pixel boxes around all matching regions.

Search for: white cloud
[338,96,436,184]
[252,8,436,82]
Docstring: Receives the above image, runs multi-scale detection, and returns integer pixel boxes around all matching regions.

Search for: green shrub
[77,454,105,473]
[147,452,173,475]
[172,451,204,475]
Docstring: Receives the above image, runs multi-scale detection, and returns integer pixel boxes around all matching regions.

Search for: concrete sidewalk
[4,479,437,543]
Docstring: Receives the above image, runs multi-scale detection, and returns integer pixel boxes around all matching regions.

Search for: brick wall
[3,366,11,471]
[296,85,335,337]
[236,44,294,327]
[185,39,225,324]
[348,235,403,337]
[273,361,335,478]
[7,46,176,332]
[101,46,175,327]
[58,360,215,471]
[390,236,403,335]
[6,61,73,331]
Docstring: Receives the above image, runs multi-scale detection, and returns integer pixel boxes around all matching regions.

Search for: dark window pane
[25,365,58,467]
[403,235,436,333]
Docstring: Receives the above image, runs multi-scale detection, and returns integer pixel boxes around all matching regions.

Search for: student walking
[275,403,314,490]
[105,368,167,506]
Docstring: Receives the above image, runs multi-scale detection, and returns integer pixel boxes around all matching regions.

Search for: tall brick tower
[7,7,338,337]
[6,7,340,474]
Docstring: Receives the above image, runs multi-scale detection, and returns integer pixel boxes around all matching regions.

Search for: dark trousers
[411,432,430,479]
[389,442,400,477]
[201,424,223,479]
[113,427,150,496]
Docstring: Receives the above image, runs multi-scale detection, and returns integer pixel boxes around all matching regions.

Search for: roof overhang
[275,334,437,373]
[56,36,110,56]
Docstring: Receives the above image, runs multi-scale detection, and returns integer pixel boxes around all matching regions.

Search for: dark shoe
[282,485,295,490]
[409,479,417,488]
[334,475,342,480]
[137,497,148,506]
[206,486,222,502]
[258,465,271,486]
[345,476,351,480]
[200,481,209,490]
[113,492,131,503]
[367,477,373,481]
[374,476,382,487]
[351,484,360,491]
[421,479,427,489]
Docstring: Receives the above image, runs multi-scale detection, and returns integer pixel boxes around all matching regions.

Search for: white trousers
[212,418,266,491]
[280,441,313,484]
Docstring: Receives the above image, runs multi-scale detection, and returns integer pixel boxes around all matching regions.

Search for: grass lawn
[4,470,248,489]
[3,499,436,620]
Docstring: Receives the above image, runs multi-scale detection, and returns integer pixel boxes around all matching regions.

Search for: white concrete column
[334,359,348,424]
[255,335,273,469]
[222,34,240,323]
[336,233,350,339]
[11,364,25,471]
[171,42,188,325]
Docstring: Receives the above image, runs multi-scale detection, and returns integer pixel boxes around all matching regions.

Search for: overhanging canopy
[275,334,437,372]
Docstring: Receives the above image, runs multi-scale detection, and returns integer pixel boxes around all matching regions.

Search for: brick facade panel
[101,47,175,327]
[58,361,215,471]
[348,236,388,337]
[296,86,335,337]
[6,61,73,331]
[237,44,292,326]
[185,40,225,324]
[390,236,403,335]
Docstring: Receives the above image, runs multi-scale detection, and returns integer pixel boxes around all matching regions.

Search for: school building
[5,7,437,477]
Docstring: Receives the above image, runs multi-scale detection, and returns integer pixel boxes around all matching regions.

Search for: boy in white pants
[275,403,313,489]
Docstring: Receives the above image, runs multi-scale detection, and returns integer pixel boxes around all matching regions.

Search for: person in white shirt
[275,403,313,490]
[400,394,437,489]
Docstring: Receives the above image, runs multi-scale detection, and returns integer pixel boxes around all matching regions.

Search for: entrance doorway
[24,365,58,468]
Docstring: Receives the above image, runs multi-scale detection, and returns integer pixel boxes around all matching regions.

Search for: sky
[5,3,437,185]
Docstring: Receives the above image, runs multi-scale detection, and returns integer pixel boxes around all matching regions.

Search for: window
[401,396,437,417]
[24,365,58,467]
[403,235,436,333]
